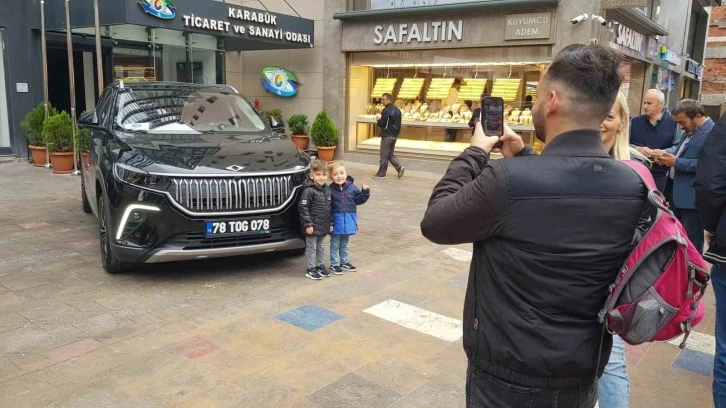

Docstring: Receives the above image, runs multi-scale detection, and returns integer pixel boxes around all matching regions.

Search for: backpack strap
[622,160,657,191]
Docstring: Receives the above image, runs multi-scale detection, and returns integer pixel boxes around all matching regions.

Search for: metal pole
[93,0,103,96]
[40,0,52,169]
[65,0,80,175]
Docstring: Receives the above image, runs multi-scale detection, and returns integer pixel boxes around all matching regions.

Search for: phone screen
[481,96,504,137]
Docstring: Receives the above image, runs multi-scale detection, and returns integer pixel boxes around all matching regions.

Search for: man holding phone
[421,44,646,407]
[373,93,405,179]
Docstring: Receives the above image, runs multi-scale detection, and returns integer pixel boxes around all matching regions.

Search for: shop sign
[602,0,648,9]
[371,0,483,9]
[260,66,299,98]
[686,59,703,80]
[138,0,177,20]
[613,23,645,54]
[660,46,682,66]
[373,21,463,45]
[504,12,552,41]
[181,9,312,45]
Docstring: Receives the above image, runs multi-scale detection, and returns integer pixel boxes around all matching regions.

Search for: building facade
[703,5,726,117]
[0,0,715,172]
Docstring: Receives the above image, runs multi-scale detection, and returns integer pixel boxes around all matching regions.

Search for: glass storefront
[619,59,647,117]
[0,30,10,150]
[348,47,551,157]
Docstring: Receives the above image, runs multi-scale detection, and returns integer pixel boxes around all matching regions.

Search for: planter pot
[291,134,309,150]
[316,146,336,162]
[50,152,74,174]
[29,145,47,167]
[81,151,90,168]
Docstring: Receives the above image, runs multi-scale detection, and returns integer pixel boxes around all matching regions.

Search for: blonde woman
[597,91,650,408]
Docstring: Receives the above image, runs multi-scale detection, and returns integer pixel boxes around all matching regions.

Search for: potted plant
[75,127,92,168]
[287,114,309,150]
[310,110,339,162]
[43,111,75,174]
[20,103,58,166]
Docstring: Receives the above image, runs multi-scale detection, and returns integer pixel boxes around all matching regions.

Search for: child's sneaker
[330,266,344,275]
[317,265,331,278]
[341,262,357,272]
[306,268,322,280]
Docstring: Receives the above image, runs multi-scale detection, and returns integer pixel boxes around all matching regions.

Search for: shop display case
[350,58,548,157]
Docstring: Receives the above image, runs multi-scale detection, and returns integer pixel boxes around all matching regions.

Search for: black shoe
[317,265,331,278]
[372,174,386,179]
[330,266,344,275]
[306,268,322,280]
[398,167,405,179]
[341,263,357,272]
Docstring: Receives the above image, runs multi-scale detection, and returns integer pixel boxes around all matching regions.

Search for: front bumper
[107,181,304,264]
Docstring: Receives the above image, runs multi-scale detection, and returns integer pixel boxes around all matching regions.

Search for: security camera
[571,14,589,25]
[592,15,608,26]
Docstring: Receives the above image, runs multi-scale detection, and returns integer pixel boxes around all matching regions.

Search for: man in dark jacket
[421,44,646,407]
[374,93,405,179]
[694,112,726,406]
[299,160,333,280]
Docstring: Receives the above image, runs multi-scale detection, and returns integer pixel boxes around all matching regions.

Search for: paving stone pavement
[0,160,718,407]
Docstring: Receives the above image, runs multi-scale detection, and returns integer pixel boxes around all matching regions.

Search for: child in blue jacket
[328,162,370,274]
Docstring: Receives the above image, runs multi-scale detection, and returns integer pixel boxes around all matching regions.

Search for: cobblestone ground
[0,159,717,407]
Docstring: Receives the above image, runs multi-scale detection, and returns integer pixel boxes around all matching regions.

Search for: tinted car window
[114,87,266,134]
[95,89,113,127]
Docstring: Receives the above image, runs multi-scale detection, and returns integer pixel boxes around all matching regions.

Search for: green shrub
[43,112,74,153]
[310,110,338,147]
[263,109,283,123]
[287,114,308,135]
[75,128,91,152]
[21,103,58,147]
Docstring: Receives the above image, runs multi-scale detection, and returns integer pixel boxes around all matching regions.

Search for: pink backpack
[597,160,710,348]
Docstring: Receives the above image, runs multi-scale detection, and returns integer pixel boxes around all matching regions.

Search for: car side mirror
[78,111,98,127]
[269,116,285,133]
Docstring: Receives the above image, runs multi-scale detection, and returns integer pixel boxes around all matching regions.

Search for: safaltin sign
[261,67,300,98]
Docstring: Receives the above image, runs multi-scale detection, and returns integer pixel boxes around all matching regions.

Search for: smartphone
[481,96,504,137]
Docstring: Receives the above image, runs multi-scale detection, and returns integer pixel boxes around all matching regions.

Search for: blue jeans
[597,336,630,408]
[713,264,726,407]
[330,234,350,267]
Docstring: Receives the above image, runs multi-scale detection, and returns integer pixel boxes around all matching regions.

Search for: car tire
[98,195,129,274]
[81,182,93,214]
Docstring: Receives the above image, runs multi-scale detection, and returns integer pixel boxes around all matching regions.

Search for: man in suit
[654,99,715,253]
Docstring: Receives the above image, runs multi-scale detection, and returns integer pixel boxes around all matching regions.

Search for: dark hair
[672,99,705,119]
[382,93,392,100]
[311,160,328,173]
[545,44,623,121]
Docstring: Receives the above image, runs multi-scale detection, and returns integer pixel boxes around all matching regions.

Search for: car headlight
[113,163,171,192]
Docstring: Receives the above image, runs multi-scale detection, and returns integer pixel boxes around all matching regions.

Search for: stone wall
[704,6,726,106]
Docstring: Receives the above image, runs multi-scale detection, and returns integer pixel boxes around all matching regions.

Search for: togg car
[78,81,310,273]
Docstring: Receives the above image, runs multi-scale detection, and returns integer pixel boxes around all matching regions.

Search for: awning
[33,0,314,51]
[605,8,669,37]
[333,0,560,21]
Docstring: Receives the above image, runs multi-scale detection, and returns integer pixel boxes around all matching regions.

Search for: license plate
[205,219,271,237]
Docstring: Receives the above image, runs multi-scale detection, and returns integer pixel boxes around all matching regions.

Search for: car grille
[168,175,295,213]
[164,226,294,250]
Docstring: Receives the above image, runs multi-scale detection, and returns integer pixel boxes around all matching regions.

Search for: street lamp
[40,0,51,169]
[65,0,80,175]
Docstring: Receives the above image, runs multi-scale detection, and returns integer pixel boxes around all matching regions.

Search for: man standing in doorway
[630,89,680,192]
[374,93,405,179]
[654,99,714,253]
[695,112,726,408]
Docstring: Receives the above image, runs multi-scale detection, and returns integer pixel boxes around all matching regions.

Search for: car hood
[114,131,310,175]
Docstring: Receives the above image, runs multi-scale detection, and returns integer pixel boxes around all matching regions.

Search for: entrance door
[0,30,11,152]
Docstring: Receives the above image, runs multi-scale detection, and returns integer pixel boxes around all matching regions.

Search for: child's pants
[330,234,351,267]
[305,235,326,269]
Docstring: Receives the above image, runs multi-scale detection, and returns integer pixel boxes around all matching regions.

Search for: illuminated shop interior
[348,47,552,157]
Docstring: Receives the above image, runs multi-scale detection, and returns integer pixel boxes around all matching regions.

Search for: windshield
[114,87,267,134]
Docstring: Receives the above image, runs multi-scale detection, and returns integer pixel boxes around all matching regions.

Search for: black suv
[78,81,310,273]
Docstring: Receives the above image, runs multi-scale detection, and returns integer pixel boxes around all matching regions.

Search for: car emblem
[261,66,299,98]
[139,0,176,20]
[226,165,245,172]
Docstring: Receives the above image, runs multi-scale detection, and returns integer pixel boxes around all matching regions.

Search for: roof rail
[223,84,239,94]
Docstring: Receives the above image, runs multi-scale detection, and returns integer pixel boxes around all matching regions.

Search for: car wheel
[81,181,92,214]
[98,195,128,274]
